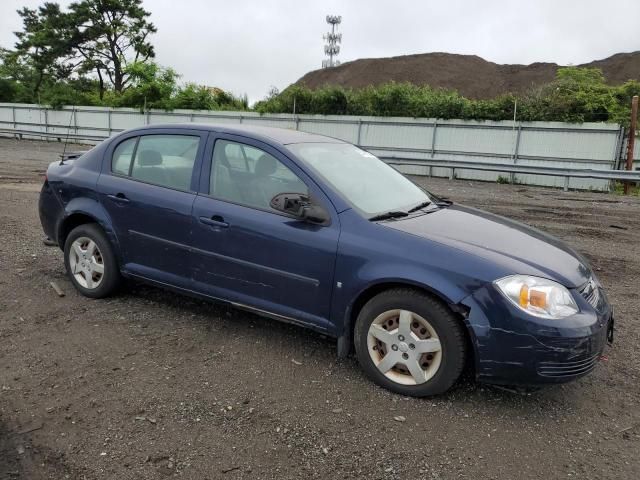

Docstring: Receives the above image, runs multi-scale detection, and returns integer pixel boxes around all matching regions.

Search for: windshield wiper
[368,211,409,222]
[407,200,432,213]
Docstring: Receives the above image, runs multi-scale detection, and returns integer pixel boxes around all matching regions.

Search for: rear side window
[111,137,137,175]
[112,134,200,191]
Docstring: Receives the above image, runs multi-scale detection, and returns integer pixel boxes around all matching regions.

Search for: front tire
[354,289,467,397]
[64,223,121,298]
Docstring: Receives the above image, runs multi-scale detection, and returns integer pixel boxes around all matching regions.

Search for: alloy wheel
[68,236,105,289]
[366,309,442,385]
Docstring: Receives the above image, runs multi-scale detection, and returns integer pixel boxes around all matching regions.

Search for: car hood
[383,205,591,288]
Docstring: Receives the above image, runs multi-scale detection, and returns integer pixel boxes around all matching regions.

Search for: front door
[190,134,340,330]
[97,129,206,286]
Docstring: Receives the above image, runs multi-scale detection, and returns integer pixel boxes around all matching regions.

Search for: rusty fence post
[624,95,639,194]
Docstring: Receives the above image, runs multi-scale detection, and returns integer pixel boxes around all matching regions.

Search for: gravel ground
[0,137,639,480]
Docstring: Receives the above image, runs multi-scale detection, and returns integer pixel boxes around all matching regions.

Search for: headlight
[495,275,578,319]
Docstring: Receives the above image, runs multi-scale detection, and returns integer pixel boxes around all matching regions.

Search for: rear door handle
[107,193,130,204]
[199,215,229,228]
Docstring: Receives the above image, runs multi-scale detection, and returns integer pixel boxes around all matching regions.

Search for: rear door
[190,134,340,330]
[97,128,206,287]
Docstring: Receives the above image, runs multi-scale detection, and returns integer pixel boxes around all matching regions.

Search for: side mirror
[270,193,330,225]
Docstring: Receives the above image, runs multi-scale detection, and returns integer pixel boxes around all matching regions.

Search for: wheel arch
[58,212,98,247]
[337,280,477,375]
[57,198,121,264]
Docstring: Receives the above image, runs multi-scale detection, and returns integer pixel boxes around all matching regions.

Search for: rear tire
[354,288,467,397]
[64,223,121,298]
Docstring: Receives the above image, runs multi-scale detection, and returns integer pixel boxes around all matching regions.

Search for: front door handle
[199,215,229,228]
[107,193,130,204]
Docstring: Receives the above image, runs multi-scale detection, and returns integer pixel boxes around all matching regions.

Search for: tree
[13,3,75,96]
[556,67,606,85]
[172,83,217,110]
[0,78,18,102]
[8,0,156,101]
[541,67,617,122]
[69,0,156,97]
[109,61,177,109]
[0,48,32,102]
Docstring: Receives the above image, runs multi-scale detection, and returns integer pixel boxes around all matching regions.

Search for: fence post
[624,95,639,194]
[610,125,625,191]
[239,115,243,124]
[356,119,362,145]
[564,176,570,192]
[294,116,300,130]
[44,108,49,141]
[510,123,522,184]
[107,109,112,136]
[11,105,16,131]
[431,121,438,158]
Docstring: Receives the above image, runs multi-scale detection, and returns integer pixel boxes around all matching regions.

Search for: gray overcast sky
[1,0,639,102]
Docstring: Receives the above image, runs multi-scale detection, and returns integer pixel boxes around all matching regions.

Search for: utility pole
[624,95,638,194]
[322,15,342,68]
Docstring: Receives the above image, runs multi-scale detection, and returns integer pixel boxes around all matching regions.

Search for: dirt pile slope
[297,51,640,98]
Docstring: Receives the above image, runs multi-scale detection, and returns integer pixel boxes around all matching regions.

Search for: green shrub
[256,67,640,126]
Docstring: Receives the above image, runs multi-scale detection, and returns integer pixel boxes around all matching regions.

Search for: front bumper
[462,283,613,387]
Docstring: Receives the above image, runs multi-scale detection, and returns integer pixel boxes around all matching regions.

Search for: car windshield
[287,143,431,216]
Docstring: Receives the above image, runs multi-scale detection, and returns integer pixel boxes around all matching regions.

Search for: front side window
[113,134,200,191]
[222,142,251,172]
[287,143,431,216]
[210,140,308,211]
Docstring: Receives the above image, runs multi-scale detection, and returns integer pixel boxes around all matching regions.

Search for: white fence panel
[435,123,516,156]
[361,123,433,150]
[0,103,629,191]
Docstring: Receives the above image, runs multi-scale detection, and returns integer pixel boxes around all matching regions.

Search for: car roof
[128,123,346,146]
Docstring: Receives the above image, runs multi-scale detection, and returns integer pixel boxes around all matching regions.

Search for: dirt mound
[296,51,640,98]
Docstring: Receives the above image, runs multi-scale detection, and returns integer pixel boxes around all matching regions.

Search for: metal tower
[322,15,342,68]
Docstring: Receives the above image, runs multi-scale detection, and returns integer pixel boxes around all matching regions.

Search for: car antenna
[59,106,76,165]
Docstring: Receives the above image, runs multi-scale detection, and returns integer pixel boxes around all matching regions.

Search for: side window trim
[127,137,141,177]
[239,144,250,171]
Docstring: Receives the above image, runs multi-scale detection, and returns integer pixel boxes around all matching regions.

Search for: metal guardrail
[382,157,640,191]
[0,127,109,142]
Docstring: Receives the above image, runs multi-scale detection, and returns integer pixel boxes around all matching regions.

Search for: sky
[1,0,639,102]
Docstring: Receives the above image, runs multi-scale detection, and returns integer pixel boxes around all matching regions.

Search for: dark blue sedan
[39,124,613,396]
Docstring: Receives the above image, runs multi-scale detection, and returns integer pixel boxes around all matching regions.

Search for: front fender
[331,259,485,348]
[354,261,474,305]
